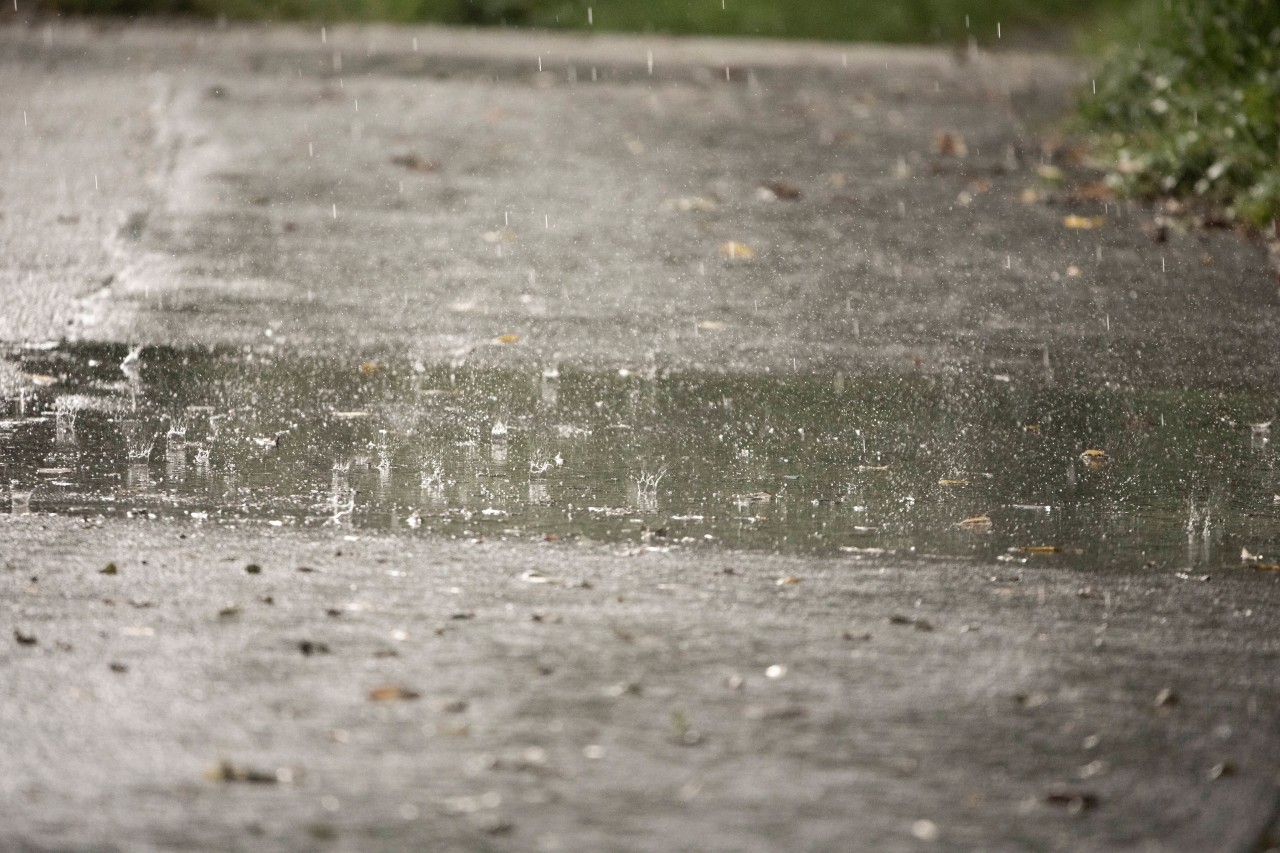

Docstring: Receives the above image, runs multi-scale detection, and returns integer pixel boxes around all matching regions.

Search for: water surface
[3,343,1279,571]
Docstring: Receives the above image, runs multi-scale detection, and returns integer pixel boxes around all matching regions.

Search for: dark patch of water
[3,343,1279,570]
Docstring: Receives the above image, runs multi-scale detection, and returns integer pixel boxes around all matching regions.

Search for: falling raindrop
[647,50,654,75]
[332,203,337,219]
[412,37,418,52]
[587,6,592,25]
[321,26,326,44]
[997,22,1002,38]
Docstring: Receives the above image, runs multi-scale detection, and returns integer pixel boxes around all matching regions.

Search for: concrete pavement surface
[2,18,1279,853]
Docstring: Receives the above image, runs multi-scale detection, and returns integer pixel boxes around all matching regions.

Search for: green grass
[1079,0,1280,228]
[37,0,1129,45]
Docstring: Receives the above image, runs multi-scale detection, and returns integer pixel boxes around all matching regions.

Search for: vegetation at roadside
[1079,0,1280,229]
[32,0,1129,46]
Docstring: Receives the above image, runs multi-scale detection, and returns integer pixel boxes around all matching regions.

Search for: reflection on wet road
[3,343,1280,569]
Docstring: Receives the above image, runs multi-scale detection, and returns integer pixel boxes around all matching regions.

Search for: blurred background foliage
[31,0,1129,44]
[23,0,1279,228]
[1080,0,1280,228]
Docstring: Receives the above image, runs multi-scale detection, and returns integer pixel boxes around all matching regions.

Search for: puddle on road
[3,343,1280,570]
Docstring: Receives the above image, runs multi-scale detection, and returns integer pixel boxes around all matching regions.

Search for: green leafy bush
[1079,0,1280,227]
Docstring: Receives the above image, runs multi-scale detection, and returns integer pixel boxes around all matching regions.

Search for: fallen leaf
[1066,181,1115,203]
[762,180,802,200]
[667,195,718,212]
[1035,164,1065,184]
[359,361,383,376]
[1020,187,1045,204]
[1079,449,1110,469]
[933,130,968,157]
[1019,546,1062,555]
[496,333,520,344]
[205,761,285,784]
[369,684,420,702]
[1063,214,1106,229]
[298,640,330,656]
[775,576,802,586]
[14,629,37,646]
[938,479,971,487]
[1066,265,1081,277]
[100,562,119,575]
[1154,687,1178,708]
[26,374,59,386]
[698,320,727,330]
[1044,788,1099,812]
[245,563,262,575]
[718,241,756,260]
[390,153,439,173]
[958,515,992,532]
[888,614,933,631]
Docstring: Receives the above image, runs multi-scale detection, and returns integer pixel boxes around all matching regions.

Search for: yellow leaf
[1063,214,1105,229]
[496,334,521,344]
[1019,546,1062,555]
[1035,164,1065,184]
[1080,449,1110,469]
[775,576,802,586]
[718,241,756,260]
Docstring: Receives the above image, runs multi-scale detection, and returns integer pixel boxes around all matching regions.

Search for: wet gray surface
[2,19,1279,853]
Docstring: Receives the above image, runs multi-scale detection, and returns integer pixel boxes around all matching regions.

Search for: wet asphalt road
[2,18,1280,853]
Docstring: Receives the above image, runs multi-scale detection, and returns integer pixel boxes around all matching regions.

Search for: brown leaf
[933,131,968,158]
[205,761,283,784]
[958,515,992,532]
[762,180,802,200]
[1063,214,1106,230]
[369,684,420,702]
[390,153,439,173]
